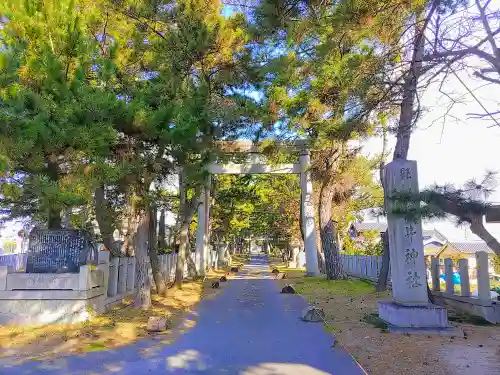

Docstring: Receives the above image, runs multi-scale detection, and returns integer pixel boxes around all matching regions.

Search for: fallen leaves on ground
[0,278,219,361]
[276,269,500,375]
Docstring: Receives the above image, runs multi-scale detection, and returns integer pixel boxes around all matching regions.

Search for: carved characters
[405,248,419,266]
[406,271,422,289]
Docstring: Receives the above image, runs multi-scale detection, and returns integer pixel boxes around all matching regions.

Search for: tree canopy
[0,0,496,304]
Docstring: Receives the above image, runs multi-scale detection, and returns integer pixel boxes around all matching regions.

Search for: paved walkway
[2,255,366,375]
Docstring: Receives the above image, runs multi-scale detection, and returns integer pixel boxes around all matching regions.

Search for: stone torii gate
[194,140,320,276]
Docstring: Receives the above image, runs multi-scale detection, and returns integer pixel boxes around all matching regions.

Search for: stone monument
[26,229,98,273]
[378,160,450,331]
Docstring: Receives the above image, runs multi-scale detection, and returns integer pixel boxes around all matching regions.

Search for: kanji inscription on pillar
[406,270,423,289]
[384,159,428,306]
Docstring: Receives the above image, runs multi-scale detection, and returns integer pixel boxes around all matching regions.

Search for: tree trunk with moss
[149,205,167,295]
[173,169,199,288]
[319,181,346,280]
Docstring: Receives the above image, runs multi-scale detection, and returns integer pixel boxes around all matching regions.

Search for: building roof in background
[351,222,448,243]
[352,222,387,233]
[446,242,495,254]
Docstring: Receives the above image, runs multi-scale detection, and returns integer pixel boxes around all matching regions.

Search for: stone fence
[0,253,27,272]
[341,252,500,323]
[0,251,180,325]
[429,252,500,324]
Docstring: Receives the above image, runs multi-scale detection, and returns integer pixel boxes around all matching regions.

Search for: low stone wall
[0,263,107,325]
[0,290,104,325]
[433,292,500,324]
[0,251,184,325]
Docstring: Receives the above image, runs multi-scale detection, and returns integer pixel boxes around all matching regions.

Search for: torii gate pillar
[300,150,320,276]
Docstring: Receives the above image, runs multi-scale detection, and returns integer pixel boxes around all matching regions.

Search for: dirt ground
[0,273,223,362]
[273,266,500,375]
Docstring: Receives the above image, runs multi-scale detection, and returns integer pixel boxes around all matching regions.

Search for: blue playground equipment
[440,272,461,285]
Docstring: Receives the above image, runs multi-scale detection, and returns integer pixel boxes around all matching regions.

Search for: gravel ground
[276,269,500,375]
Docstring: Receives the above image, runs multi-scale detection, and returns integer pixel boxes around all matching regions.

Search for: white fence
[340,254,391,281]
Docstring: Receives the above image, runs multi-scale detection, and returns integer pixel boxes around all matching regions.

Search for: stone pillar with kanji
[385,160,428,305]
[378,160,450,331]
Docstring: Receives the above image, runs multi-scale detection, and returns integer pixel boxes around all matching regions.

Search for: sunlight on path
[1,255,365,375]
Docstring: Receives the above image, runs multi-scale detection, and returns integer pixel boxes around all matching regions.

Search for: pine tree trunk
[393,7,432,160]
[317,250,326,274]
[174,221,189,288]
[46,160,62,229]
[47,210,62,229]
[133,209,152,309]
[319,182,346,280]
[469,217,500,258]
[376,232,390,292]
[186,247,198,278]
[148,205,167,295]
[172,168,200,287]
[94,185,121,257]
[158,209,166,249]
[316,221,325,273]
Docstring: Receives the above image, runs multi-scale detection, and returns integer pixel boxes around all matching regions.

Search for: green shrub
[492,255,500,274]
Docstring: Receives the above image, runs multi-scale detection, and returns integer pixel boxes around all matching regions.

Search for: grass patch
[447,310,492,326]
[362,313,388,332]
[86,342,107,352]
[295,277,375,297]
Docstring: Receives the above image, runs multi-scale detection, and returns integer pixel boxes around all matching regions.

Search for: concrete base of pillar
[378,300,449,328]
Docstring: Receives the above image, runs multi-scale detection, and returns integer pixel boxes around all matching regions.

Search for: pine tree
[249,0,414,279]
[0,0,130,228]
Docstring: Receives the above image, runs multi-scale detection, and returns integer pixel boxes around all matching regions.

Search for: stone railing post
[0,266,12,291]
[126,257,136,291]
[77,265,92,291]
[118,258,128,294]
[476,251,491,302]
[444,258,454,294]
[431,256,440,292]
[108,257,119,297]
[97,251,110,295]
[458,258,471,297]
